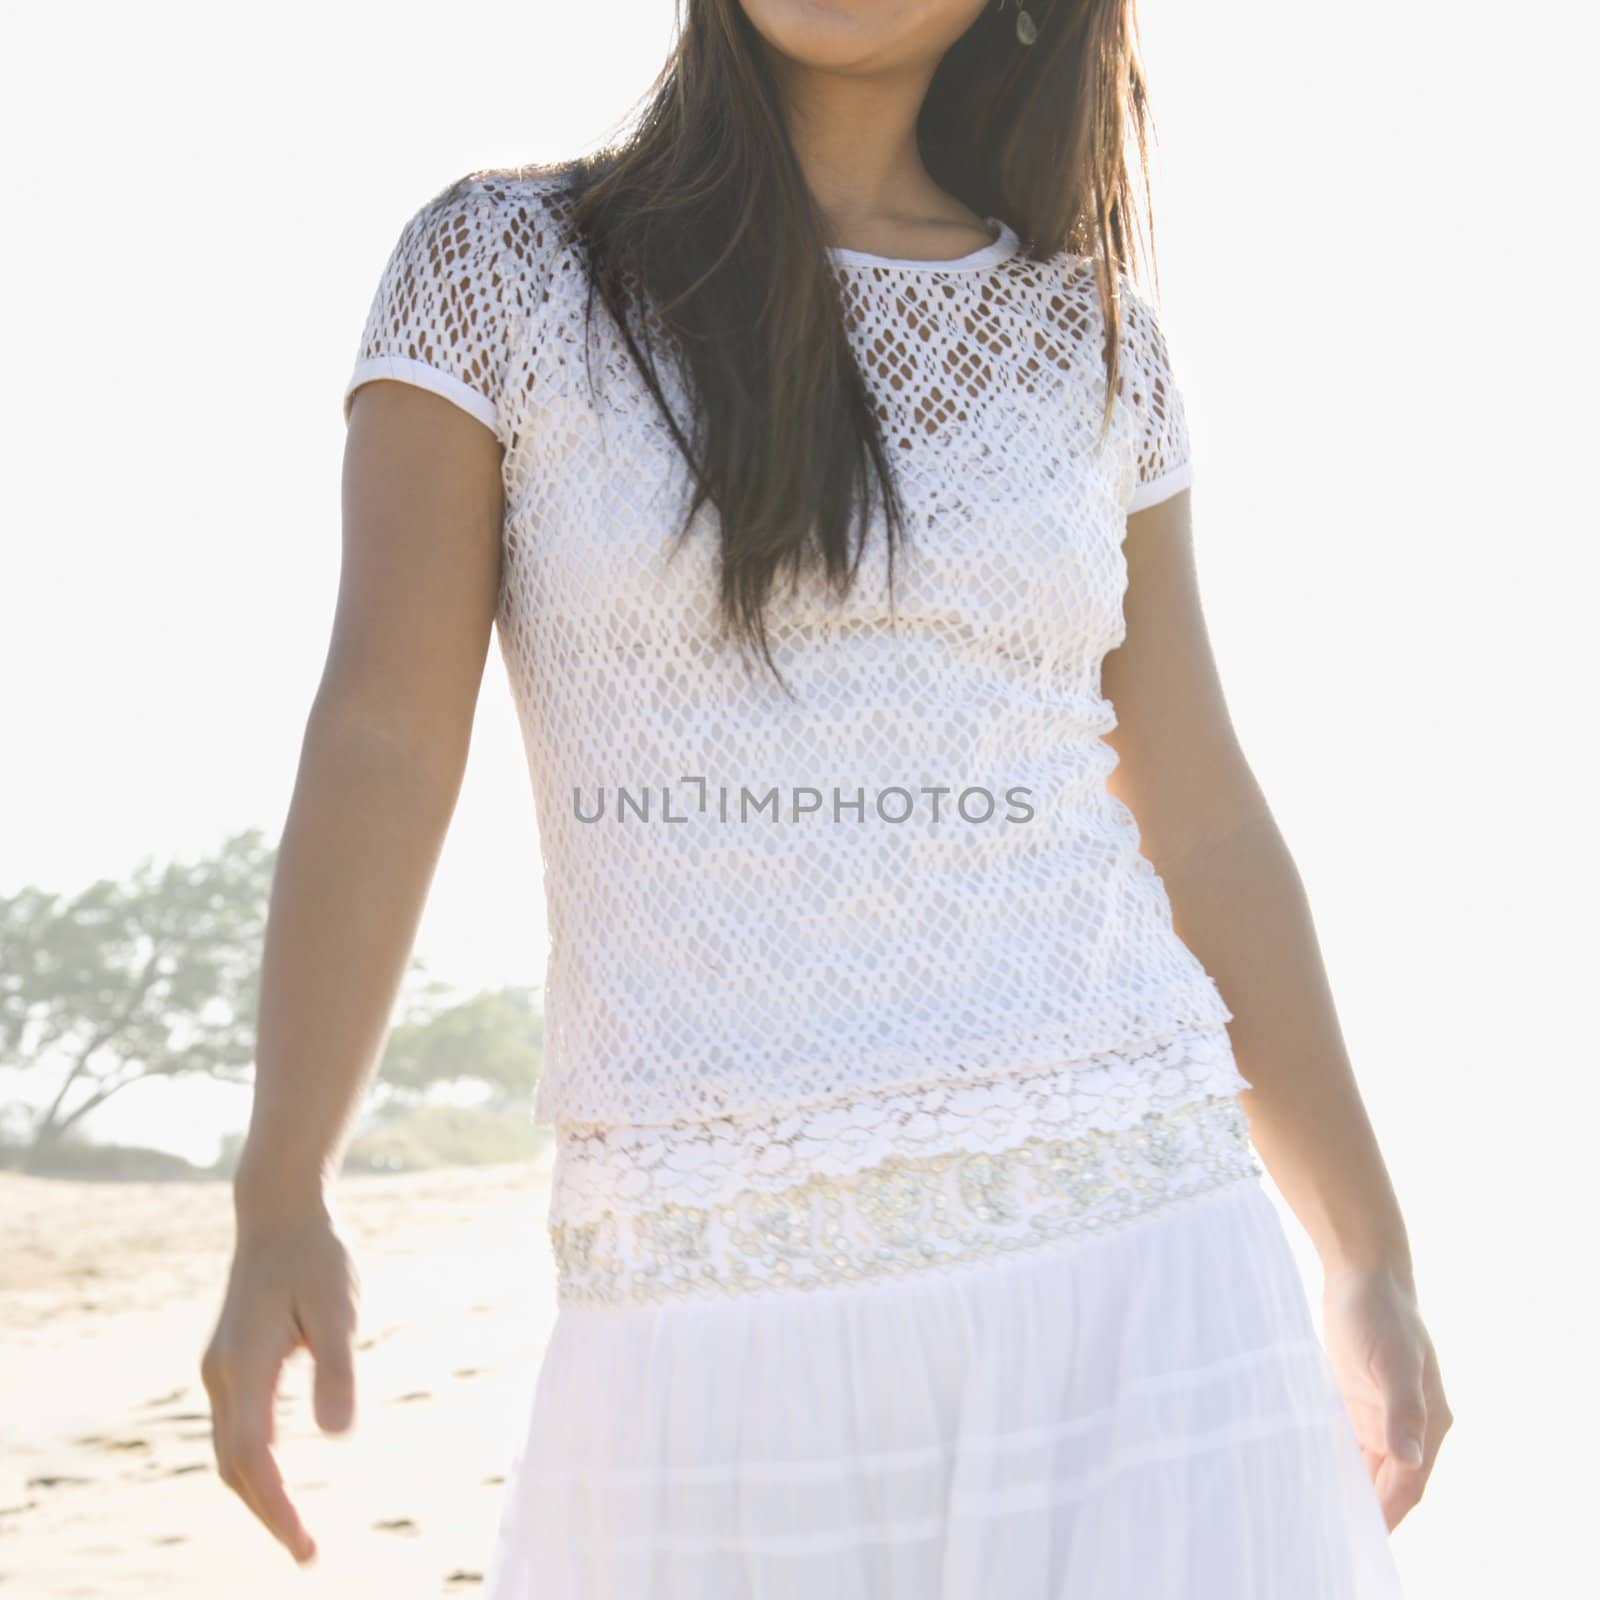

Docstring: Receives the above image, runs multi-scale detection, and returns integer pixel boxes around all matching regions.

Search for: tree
[377,982,544,1114]
[2,828,546,1172]
[1,829,274,1160]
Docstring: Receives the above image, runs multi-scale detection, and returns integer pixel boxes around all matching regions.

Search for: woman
[201,0,1450,1594]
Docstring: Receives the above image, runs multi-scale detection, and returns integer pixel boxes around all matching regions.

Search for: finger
[203,1341,266,1501]
[1341,1390,1390,1458]
[218,1391,316,1563]
[230,1437,317,1564]
[1373,1345,1428,1468]
[217,1447,280,1549]
[210,1375,288,1549]
[220,1344,316,1563]
[299,1295,358,1435]
[227,1340,283,1456]
[1375,1454,1425,1531]
[218,1412,317,1563]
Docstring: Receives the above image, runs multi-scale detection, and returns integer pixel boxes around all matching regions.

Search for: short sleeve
[1118,279,1193,515]
[342,175,519,444]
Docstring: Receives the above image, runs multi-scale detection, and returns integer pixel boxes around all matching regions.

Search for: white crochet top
[342,167,1240,1138]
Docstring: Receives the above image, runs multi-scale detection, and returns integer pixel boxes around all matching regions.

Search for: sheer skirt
[483,1028,1404,1598]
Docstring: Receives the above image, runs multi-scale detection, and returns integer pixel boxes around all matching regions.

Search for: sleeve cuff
[1127,460,1193,515]
[342,354,500,437]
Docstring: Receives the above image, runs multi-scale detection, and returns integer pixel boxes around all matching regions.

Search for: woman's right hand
[199,1203,361,1565]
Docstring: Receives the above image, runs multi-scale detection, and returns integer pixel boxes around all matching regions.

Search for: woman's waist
[534,965,1236,1130]
[544,1024,1255,1303]
[547,1056,1259,1309]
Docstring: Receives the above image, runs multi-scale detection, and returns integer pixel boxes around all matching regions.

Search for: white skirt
[482,1032,1404,1599]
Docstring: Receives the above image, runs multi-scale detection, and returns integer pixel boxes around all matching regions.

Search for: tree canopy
[2,828,543,1165]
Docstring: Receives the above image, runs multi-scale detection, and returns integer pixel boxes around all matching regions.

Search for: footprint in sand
[75,1435,150,1454]
[373,1517,418,1535]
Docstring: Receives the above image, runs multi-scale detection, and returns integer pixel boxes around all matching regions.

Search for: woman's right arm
[200,377,505,1565]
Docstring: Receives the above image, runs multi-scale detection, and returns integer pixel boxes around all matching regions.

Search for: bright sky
[3,3,1594,1593]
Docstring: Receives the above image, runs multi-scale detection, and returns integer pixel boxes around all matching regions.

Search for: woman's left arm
[1102,488,1453,1530]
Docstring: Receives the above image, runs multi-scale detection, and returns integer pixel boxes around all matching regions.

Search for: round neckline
[826,215,1020,273]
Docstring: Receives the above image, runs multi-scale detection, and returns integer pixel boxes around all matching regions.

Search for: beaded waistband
[548,1093,1260,1308]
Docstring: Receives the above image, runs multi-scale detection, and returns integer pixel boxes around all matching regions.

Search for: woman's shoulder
[455,158,581,211]
[403,159,582,274]
[343,158,588,437]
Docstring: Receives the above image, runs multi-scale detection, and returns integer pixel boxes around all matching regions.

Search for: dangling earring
[1002,0,1039,46]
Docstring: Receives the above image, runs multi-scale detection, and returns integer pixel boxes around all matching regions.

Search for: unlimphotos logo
[572,776,1036,825]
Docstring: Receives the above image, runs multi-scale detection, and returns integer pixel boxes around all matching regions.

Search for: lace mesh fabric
[342,169,1232,1146]
[546,1026,1249,1229]
[550,1093,1261,1308]
[545,1027,1258,1307]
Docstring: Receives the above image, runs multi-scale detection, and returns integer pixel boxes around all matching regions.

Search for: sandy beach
[1,1153,561,1599]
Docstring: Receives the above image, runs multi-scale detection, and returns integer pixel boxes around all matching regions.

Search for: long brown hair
[556,0,1158,684]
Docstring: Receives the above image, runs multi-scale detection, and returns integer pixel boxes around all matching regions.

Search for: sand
[0,1152,561,1599]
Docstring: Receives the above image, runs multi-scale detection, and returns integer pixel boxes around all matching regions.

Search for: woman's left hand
[1321,1263,1452,1529]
